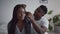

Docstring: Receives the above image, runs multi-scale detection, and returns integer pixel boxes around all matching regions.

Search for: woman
[7,4,30,34]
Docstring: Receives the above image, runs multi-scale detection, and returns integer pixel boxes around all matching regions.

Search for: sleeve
[41,18,49,29]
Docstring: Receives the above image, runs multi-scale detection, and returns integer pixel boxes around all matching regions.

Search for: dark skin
[16,7,26,32]
[27,8,47,34]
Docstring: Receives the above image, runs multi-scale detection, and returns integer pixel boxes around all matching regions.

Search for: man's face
[34,8,44,20]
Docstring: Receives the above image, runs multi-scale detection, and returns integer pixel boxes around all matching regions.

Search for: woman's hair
[8,4,26,34]
[13,4,26,20]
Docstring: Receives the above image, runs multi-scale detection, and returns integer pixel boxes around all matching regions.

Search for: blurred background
[0,0,60,34]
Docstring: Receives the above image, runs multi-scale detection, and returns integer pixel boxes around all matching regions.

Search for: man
[28,5,49,34]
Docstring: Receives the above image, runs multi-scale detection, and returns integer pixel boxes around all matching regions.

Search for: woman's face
[17,7,26,20]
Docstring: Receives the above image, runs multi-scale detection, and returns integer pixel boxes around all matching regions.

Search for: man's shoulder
[41,17,48,21]
[39,17,49,24]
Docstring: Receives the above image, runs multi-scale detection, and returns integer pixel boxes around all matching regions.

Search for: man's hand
[27,12,34,20]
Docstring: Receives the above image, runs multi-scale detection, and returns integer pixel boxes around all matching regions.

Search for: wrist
[30,18,35,23]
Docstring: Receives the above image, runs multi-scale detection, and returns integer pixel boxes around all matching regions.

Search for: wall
[0,0,60,34]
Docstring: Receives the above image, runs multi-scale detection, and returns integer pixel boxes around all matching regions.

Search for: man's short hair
[38,5,47,14]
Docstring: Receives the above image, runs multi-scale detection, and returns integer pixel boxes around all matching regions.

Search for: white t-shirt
[35,17,49,34]
[15,16,49,34]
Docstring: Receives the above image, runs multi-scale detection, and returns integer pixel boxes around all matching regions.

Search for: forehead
[17,7,25,11]
[36,8,43,13]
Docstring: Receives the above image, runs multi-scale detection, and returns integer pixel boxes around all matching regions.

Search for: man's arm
[27,13,47,34]
[30,19,47,34]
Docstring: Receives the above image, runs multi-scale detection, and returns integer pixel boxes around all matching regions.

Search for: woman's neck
[17,20,24,32]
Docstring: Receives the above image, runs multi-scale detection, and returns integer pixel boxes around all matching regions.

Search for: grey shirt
[15,24,37,34]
